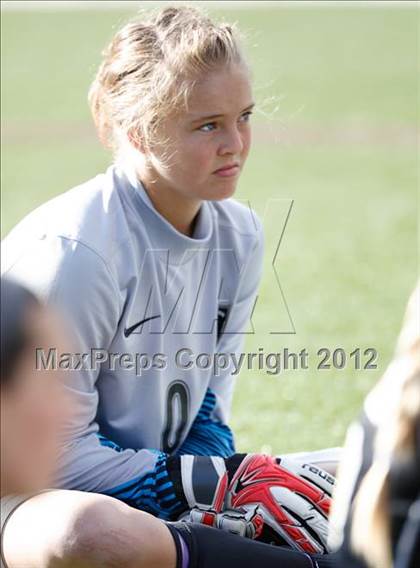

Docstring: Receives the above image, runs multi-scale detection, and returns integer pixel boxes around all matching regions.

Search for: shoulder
[3,165,130,265]
[2,166,136,305]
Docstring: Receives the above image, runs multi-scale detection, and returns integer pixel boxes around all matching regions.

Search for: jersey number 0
[161,381,189,453]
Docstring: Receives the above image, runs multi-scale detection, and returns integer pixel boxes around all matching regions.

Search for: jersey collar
[113,162,214,265]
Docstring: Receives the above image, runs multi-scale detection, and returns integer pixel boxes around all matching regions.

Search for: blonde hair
[88,5,246,157]
[350,285,420,567]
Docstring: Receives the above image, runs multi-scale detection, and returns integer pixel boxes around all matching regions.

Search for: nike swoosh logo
[124,315,161,337]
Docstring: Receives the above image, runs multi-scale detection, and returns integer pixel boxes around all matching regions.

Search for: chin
[204,179,239,201]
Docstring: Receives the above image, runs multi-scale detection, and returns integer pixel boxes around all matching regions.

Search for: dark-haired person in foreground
[0,277,69,497]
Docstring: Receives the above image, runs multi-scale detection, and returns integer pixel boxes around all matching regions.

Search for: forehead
[185,62,253,118]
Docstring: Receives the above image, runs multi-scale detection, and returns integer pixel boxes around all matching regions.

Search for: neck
[134,168,202,238]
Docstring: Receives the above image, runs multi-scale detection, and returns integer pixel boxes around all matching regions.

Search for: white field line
[1,1,417,11]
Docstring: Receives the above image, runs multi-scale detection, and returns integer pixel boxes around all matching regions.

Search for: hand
[175,453,335,554]
[227,454,334,554]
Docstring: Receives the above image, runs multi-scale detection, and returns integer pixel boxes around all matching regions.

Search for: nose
[218,125,244,156]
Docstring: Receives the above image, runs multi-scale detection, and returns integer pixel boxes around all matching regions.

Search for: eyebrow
[190,102,256,124]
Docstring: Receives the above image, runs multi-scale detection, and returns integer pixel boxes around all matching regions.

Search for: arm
[175,387,236,457]
[2,235,185,520]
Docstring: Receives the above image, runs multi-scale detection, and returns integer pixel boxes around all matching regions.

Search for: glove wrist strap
[180,455,228,512]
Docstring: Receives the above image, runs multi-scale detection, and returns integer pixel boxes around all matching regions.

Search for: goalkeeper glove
[168,453,335,555]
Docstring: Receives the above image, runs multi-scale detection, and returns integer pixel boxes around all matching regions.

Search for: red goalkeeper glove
[169,453,334,554]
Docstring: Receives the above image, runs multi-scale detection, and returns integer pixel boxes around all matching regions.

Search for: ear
[127,127,147,154]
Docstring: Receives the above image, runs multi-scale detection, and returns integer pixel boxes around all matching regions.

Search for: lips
[214,163,240,177]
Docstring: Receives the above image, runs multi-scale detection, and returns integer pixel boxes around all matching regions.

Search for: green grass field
[1,2,418,454]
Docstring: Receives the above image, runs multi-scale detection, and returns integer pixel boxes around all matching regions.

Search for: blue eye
[197,111,252,132]
[198,122,217,133]
[239,111,253,123]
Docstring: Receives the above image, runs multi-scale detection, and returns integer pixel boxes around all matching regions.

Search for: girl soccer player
[2,5,336,566]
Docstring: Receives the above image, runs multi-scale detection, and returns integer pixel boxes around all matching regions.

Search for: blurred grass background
[1,1,418,453]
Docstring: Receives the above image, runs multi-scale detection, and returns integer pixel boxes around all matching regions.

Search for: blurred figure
[0,276,179,568]
[330,284,420,568]
[0,276,69,496]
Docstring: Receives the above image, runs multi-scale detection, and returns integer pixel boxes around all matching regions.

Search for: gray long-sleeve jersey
[1,163,264,517]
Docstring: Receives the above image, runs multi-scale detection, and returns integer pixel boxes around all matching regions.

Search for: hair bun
[154,7,180,28]
[153,6,196,29]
